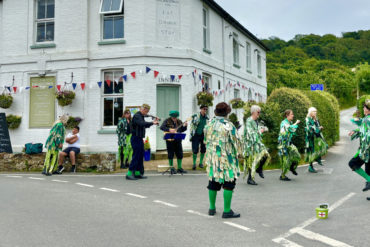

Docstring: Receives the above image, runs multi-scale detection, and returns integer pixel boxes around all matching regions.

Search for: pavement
[1,107,369,247]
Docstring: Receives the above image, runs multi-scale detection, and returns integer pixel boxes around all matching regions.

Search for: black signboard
[0,112,13,153]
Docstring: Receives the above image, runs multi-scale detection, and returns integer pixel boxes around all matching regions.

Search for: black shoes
[280,175,291,181]
[192,165,196,170]
[258,172,264,179]
[54,166,64,175]
[290,165,298,175]
[247,177,258,185]
[70,165,76,173]
[362,182,370,192]
[308,165,317,173]
[134,174,147,179]
[199,164,204,169]
[367,197,370,201]
[177,168,187,174]
[222,210,240,218]
[208,209,216,216]
[45,172,52,176]
[41,167,46,175]
[126,175,138,180]
[170,167,177,175]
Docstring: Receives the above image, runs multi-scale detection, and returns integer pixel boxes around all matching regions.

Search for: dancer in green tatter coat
[278,109,301,181]
[205,102,242,218]
[42,115,68,176]
[243,105,271,185]
[117,110,133,169]
[190,105,209,170]
[348,99,370,194]
[305,107,328,173]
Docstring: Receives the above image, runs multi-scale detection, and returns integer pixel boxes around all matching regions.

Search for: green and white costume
[278,119,301,177]
[243,116,270,179]
[116,118,133,166]
[43,121,66,174]
[351,115,370,163]
[304,117,328,164]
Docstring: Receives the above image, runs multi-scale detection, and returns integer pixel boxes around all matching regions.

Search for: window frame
[202,73,212,92]
[257,50,262,77]
[101,69,124,128]
[99,0,124,15]
[101,3,124,41]
[35,0,55,44]
[202,7,210,50]
[233,33,239,66]
[246,42,252,72]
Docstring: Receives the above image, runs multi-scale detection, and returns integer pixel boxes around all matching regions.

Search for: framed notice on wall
[29,76,56,128]
[125,106,141,117]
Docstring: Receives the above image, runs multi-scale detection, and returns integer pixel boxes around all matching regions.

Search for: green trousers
[43,149,59,174]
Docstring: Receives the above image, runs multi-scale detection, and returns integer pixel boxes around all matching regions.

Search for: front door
[156,86,180,150]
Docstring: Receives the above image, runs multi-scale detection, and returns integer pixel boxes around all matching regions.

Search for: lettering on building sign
[156,0,180,44]
[158,77,180,83]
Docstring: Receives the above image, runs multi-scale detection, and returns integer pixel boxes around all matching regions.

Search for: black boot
[208,209,216,216]
[247,173,258,185]
[192,165,196,170]
[256,164,264,178]
[367,197,370,201]
[308,164,317,173]
[290,162,298,175]
[362,182,370,192]
[222,210,240,218]
[170,167,177,175]
[280,175,291,181]
[41,167,46,175]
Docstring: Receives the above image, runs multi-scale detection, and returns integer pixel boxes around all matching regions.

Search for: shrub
[228,113,241,129]
[230,98,245,109]
[196,91,214,106]
[303,91,339,146]
[267,87,311,152]
[56,91,75,106]
[357,95,370,118]
[0,94,13,109]
[65,116,82,129]
[6,114,22,129]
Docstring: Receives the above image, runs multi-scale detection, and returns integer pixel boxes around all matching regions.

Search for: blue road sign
[311,84,324,91]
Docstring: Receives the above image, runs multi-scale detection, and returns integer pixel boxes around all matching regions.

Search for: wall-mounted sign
[156,0,180,44]
[310,84,324,91]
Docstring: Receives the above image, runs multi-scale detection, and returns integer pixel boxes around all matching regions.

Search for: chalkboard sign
[0,112,13,153]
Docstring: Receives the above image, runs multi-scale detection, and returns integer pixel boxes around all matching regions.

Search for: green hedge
[357,95,370,117]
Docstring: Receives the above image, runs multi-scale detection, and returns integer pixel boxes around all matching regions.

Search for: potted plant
[144,137,151,161]
[196,91,214,106]
[56,90,75,106]
[0,94,13,109]
[230,98,245,109]
[6,114,22,129]
[66,116,83,129]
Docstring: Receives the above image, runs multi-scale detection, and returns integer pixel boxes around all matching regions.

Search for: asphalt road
[1,108,369,247]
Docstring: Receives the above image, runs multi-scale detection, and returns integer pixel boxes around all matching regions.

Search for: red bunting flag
[81,83,85,90]
[106,80,111,87]
[131,72,136,79]
[13,87,17,93]
[201,79,204,85]
[178,75,183,80]
[154,71,159,78]
[56,85,61,91]
[32,85,39,88]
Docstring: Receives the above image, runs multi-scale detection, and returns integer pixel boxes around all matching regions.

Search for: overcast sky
[214,0,370,41]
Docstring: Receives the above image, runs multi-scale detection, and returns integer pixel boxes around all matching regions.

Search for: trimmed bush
[0,94,13,109]
[6,115,22,129]
[304,91,339,146]
[357,95,370,117]
[267,87,311,152]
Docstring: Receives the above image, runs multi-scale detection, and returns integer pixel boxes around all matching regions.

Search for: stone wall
[0,153,117,172]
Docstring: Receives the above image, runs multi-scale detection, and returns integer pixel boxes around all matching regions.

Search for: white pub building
[0,0,268,152]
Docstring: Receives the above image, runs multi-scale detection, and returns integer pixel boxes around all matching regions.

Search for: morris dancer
[126,104,159,180]
[348,99,370,193]
[244,105,270,185]
[160,111,188,174]
[117,109,133,169]
[190,105,209,170]
[305,107,328,173]
[278,110,301,181]
[42,115,68,176]
[205,102,241,218]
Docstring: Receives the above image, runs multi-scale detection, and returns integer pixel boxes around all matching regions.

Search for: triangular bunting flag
[192,72,195,78]
[25,86,30,90]
[123,75,128,82]
[106,80,111,87]
[81,83,85,90]
[72,83,77,90]
[13,87,17,93]
[178,75,183,80]
[170,75,175,82]
[7,87,11,92]
[97,81,102,88]
[48,86,53,89]
[199,75,202,80]
[57,85,62,91]
[131,72,136,79]
[201,79,204,85]
[154,71,159,78]
[146,67,151,73]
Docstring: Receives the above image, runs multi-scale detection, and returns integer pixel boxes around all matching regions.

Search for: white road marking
[223,222,256,233]
[52,179,69,183]
[186,210,212,218]
[153,200,178,208]
[100,187,119,192]
[76,183,94,188]
[272,192,356,246]
[28,177,45,180]
[6,175,22,178]
[126,193,147,199]
[272,237,303,247]
[293,228,353,247]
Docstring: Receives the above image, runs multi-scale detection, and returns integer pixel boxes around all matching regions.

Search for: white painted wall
[0,0,267,152]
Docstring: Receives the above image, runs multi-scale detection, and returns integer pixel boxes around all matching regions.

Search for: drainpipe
[222,18,226,102]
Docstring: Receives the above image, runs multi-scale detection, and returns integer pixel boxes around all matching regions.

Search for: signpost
[310,84,324,91]
[0,113,13,153]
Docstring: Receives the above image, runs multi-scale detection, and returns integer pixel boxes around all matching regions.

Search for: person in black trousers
[126,104,159,180]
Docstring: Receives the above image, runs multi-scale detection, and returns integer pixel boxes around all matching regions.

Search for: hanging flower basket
[56,91,75,106]
[65,116,83,129]
[196,91,214,106]
[230,98,245,109]
[0,94,13,109]
[6,114,22,129]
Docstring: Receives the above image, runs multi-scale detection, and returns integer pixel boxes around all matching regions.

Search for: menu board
[0,113,12,153]
[29,77,55,128]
